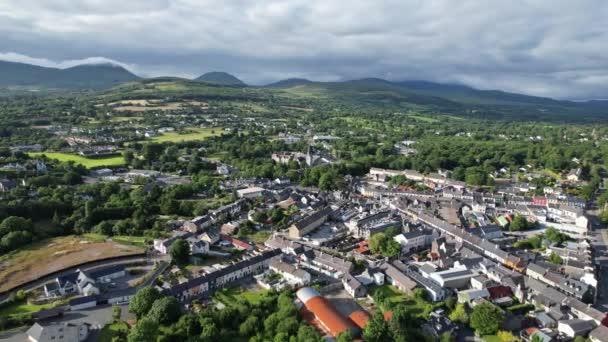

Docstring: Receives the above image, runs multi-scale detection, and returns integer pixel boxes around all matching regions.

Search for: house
[457,288,490,305]
[220,221,240,235]
[269,259,311,286]
[590,325,608,342]
[221,234,253,251]
[200,230,220,245]
[429,266,474,289]
[153,232,194,254]
[87,265,126,284]
[422,314,456,340]
[567,168,582,182]
[381,262,418,294]
[355,268,385,286]
[0,179,17,192]
[299,248,353,279]
[274,177,291,185]
[343,273,367,298]
[164,249,281,301]
[288,206,333,238]
[393,230,437,254]
[557,319,595,338]
[236,187,266,199]
[26,322,89,342]
[186,237,210,255]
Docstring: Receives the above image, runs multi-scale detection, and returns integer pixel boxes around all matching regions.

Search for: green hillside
[194,71,245,86]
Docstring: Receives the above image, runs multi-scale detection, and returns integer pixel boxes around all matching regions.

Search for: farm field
[28,152,125,168]
[0,235,143,292]
[150,127,226,143]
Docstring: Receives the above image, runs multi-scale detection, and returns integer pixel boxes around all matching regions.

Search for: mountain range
[1,59,606,120]
[0,61,139,89]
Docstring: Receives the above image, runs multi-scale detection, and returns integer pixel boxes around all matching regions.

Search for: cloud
[0,52,137,70]
[0,0,607,99]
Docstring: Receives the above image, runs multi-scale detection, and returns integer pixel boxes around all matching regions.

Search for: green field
[406,114,440,123]
[28,152,125,168]
[99,322,129,342]
[150,127,227,143]
[368,285,441,319]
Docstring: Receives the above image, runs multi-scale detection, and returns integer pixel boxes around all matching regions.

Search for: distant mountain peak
[265,78,314,87]
[194,71,245,86]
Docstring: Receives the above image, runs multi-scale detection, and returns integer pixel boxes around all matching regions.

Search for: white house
[269,259,311,286]
[557,319,595,338]
[27,322,89,342]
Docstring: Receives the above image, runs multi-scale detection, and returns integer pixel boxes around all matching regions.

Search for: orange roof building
[348,310,371,329]
[296,287,359,337]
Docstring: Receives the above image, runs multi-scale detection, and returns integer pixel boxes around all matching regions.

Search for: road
[585,186,608,311]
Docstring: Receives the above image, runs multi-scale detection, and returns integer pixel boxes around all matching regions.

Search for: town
[3,143,608,342]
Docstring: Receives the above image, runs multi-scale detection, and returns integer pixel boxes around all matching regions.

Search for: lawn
[99,322,129,342]
[245,231,271,244]
[83,234,148,248]
[0,298,67,316]
[0,235,143,292]
[28,152,125,169]
[368,285,440,319]
[214,287,268,306]
[150,127,227,143]
[368,284,408,303]
[483,335,501,342]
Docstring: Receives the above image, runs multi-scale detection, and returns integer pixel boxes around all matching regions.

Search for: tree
[445,296,457,311]
[127,317,158,342]
[169,239,190,266]
[509,215,528,231]
[530,335,544,342]
[544,227,568,244]
[441,332,455,342]
[112,305,122,322]
[0,216,33,236]
[239,315,259,337]
[548,252,563,264]
[449,303,469,324]
[368,232,400,258]
[497,330,520,342]
[147,297,181,325]
[470,303,504,335]
[174,314,201,338]
[129,287,162,319]
[296,324,321,342]
[336,330,355,342]
[199,317,219,342]
[363,311,390,342]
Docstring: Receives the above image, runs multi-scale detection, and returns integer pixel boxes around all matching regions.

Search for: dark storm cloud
[0,0,607,99]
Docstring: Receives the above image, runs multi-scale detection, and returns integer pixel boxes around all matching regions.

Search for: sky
[0,0,607,99]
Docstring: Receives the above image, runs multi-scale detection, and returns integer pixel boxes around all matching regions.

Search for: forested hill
[268,77,608,122]
[194,72,246,86]
[0,61,139,90]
